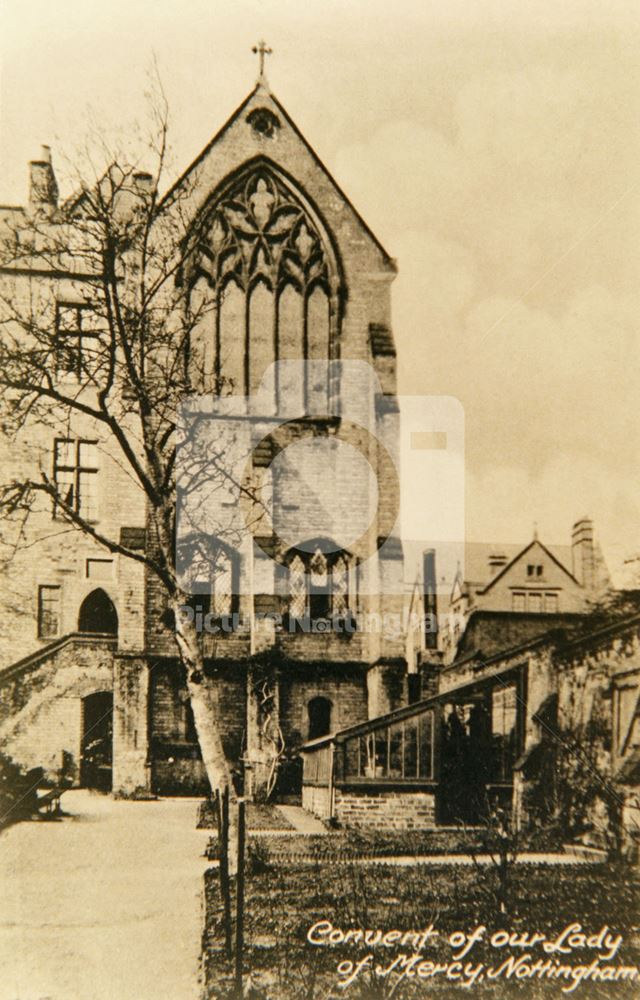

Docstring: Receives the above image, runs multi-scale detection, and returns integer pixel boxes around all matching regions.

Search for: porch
[299,663,526,830]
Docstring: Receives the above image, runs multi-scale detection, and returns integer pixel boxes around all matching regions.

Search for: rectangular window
[527,564,543,578]
[38,585,60,638]
[528,592,543,613]
[512,592,525,612]
[55,303,105,380]
[350,710,434,782]
[53,439,99,520]
[544,592,558,613]
[614,686,640,756]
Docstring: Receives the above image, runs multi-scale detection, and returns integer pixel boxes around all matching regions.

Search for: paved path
[0,790,211,1000]
[275,804,328,834]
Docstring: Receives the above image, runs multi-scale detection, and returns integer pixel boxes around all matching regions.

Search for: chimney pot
[488,552,508,576]
[572,517,595,590]
[29,146,58,211]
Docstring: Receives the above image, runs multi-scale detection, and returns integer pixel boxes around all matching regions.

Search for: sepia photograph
[0,1,638,998]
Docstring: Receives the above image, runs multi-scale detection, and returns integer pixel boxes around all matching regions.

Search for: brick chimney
[572,518,595,591]
[29,145,58,212]
[422,548,438,650]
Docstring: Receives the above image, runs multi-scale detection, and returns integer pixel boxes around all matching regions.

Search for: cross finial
[252,40,272,82]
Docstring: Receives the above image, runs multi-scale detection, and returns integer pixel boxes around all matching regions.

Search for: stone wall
[149,658,247,795]
[0,636,115,782]
[334,787,437,830]
[112,654,149,796]
[278,663,368,746]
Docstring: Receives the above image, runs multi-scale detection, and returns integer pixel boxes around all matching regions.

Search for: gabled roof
[481,538,580,594]
[158,81,396,270]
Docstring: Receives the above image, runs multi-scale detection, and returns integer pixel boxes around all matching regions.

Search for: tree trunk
[171,596,239,873]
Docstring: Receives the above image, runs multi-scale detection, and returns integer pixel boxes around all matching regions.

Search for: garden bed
[208,827,530,862]
[197,799,295,832]
[203,860,640,999]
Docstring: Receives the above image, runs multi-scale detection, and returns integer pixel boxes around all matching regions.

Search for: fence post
[218,787,233,960]
[234,797,246,997]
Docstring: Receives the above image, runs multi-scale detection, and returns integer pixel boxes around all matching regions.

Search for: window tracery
[186,163,343,403]
[285,544,353,623]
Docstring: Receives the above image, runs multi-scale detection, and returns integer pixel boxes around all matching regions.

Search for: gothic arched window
[178,537,238,622]
[78,588,118,635]
[185,162,343,408]
[285,543,353,624]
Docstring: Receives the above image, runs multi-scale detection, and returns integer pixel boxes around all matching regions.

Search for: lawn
[203,860,640,999]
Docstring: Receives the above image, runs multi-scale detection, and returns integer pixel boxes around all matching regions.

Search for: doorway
[81,691,113,791]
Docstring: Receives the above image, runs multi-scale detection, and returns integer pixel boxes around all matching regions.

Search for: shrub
[246,839,272,875]
[0,751,39,828]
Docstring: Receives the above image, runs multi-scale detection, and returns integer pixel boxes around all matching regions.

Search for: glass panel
[82,307,107,332]
[492,684,518,782]
[404,719,418,778]
[218,280,245,393]
[374,730,387,777]
[78,442,98,468]
[362,733,376,778]
[389,724,403,778]
[342,736,359,780]
[55,470,74,508]
[38,585,60,638]
[277,284,304,414]
[248,280,275,400]
[289,554,306,618]
[58,339,80,375]
[212,549,232,616]
[306,286,329,409]
[57,306,79,332]
[528,592,542,613]
[189,548,211,590]
[512,592,525,612]
[309,548,328,586]
[55,439,75,468]
[332,555,348,616]
[78,471,97,520]
[418,711,434,779]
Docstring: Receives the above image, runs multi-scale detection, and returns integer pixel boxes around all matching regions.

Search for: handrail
[0,632,117,685]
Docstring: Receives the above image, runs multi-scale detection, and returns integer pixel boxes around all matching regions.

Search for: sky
[1,0,638,580]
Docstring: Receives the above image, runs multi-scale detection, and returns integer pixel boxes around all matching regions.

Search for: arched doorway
[78,589,118,635]
[308,696,332,741]
[80,691,113,791]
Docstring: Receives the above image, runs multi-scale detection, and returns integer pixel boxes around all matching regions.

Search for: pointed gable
[160,82,395,278]
[481,539,580,595]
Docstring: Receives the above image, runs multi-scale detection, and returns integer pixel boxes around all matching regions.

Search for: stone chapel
[0,65,409,797]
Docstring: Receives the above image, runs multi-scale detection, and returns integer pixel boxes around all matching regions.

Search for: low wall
[334,786,437,830]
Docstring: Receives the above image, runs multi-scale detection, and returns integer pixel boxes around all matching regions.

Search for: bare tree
[0,79,255,866]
